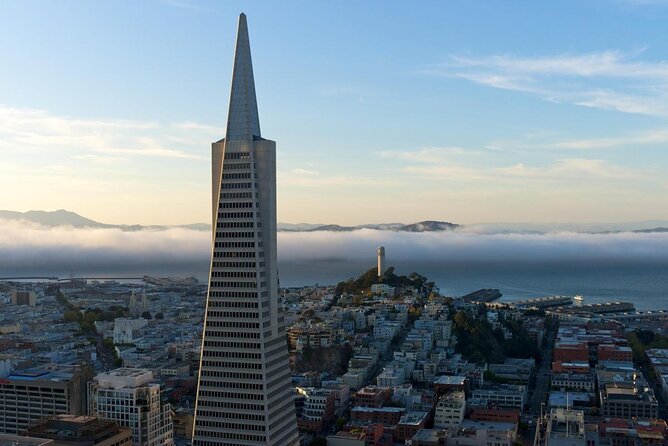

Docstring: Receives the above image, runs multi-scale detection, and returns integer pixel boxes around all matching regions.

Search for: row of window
[217,211,261,219]
[216,221,256,229]
[224,152,251,160]
[200,341,260,351]
[223,162,251,170]
[215,231,258,238]
[218,202,255,209]
[220,182,252,189]
[214,241,259,249]
[204,330,260,339]
[205,320,260,329]
[205,310,258,319]
[198,390,264,400]
[207,300,258,307]
[201,360,263,370]
[199,380,263,389]
[193,433,266,444]
[196,410,265,421]
[212,251,257,258]
[211,271,258,278]
[222,172,251,179]
[209,281,257,288]
[220,191,254,199]
[195,419,265,431]
[212,261,263,268]
[200,369,262,380]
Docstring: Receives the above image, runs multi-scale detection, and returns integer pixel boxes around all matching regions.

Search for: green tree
[141,311,152,319]
[335,417,347,430]
[63,310,81,323]
[155,312,164,320]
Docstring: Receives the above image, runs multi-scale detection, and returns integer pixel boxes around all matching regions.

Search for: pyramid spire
[225,13,261,141]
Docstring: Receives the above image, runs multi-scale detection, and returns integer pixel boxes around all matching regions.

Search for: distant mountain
[279,220,460,232]
[633,227,668,233]
[0,209,113,229]
[0,209,208,232]
[0,210,461,233]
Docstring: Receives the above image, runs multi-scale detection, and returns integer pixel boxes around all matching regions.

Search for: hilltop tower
[192,13,299,446]
[377,246,385,279]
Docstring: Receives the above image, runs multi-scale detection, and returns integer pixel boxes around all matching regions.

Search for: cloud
[2,223,668,288]
[425,51,668,117]
[0,105,210,161]
[545,129,668,150]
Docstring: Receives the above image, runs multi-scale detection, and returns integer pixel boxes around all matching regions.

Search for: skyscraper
[192,13,299,446]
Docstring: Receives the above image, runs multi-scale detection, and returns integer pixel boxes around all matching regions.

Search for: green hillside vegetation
[452,309,540,364]
[335,266,434,296]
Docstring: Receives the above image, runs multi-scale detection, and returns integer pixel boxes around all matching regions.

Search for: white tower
[192,13,299,446]
[377,246,385,279]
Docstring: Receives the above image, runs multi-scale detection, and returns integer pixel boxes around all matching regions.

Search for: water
[5,259,666,311]
[278,259,668,311]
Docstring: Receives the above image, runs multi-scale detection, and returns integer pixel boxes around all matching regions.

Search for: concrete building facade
[88,368,173,446]
[191,13,298,446]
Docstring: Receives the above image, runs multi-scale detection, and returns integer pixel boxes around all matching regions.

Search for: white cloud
[0,105,211,160]
[426,51,668,117]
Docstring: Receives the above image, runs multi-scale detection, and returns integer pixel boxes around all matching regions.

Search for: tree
[141,311,152,319]
[63,310,81,323]
[309,437,327,446]
[335,417,347,430]
[155,312,164,320]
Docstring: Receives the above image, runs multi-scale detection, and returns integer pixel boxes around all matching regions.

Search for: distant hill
[278,220,460,232]
[0,210,461,233]
[0,209,207,232]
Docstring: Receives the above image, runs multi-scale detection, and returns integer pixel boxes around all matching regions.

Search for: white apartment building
[471,385,527,411]
[113,318,148,344]
[88,368,173,446]
[434,390,466,429]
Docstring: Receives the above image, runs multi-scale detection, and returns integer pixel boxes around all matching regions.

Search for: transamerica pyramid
[192,13,299,446]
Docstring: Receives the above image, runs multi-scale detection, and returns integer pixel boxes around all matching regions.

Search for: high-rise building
[0,365,92,435]
[191,13,299,446]
[87,368,173,446]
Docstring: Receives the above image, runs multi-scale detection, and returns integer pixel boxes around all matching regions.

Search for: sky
[1,0,668,225]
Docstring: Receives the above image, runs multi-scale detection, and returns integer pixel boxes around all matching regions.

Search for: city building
[294,387,335,434]
[0,434,53,445]
[544,408,586,446]
[370,283,395,296]
[350,406,405,426]
[191,13,298,446]
[88,368,173,446]
[11,290,36,306]
[470,385,527,411]
[434,391,465,429]
[112,318,148,345]
[447,420,518,446]
[26,415,132,446]
[395,411,429,443]
[353,386,391,408]
[0,365,92,435]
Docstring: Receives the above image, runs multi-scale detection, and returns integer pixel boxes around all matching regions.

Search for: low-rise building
[395,411,428,443]
[545,408,586,446]
[471,385,527,412]
[434,391,465,429]
[26,415,132,446]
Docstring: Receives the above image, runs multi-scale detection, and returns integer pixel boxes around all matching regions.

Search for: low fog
[1,220,667,286]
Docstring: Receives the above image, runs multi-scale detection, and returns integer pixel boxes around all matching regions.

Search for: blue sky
[1,0,668,225]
